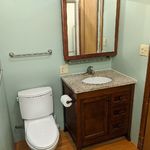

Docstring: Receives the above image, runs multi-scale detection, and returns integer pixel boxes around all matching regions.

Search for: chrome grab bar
[9,49,52,58]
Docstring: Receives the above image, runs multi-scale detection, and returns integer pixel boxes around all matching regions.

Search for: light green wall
[0,69,14,150]
[112,0,150,144]
[0,0,111,142]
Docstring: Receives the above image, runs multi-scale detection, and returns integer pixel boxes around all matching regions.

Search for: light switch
[60,64,69,74]
[140,44,149,57]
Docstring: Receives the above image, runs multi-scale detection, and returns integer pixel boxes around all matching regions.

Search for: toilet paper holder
[66,99,76,104]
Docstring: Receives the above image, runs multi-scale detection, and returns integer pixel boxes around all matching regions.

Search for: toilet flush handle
[15,125,24,129]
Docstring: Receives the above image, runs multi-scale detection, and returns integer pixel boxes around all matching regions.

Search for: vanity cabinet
[62,81,135,150]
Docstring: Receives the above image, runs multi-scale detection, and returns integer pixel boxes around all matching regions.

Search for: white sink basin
[82,77,112,85]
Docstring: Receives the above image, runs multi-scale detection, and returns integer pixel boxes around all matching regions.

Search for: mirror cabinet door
[61,0,120,60]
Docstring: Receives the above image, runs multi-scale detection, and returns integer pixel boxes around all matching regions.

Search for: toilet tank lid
[18,87,52,98]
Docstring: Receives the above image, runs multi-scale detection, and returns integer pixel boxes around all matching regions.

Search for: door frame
[138,50,150,150]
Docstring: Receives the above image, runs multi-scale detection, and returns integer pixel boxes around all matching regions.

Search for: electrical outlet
[140,44,149,57]
[60,64,69,74]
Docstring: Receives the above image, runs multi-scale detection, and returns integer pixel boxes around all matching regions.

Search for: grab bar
[9,49,52,58]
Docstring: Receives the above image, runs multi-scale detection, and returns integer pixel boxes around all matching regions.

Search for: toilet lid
[26,116,59,149]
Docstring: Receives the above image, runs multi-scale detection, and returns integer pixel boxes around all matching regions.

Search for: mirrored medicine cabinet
[61,0,120,60]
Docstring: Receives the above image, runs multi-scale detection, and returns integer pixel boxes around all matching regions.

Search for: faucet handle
[87,66,95,75]
[87,66,93,69]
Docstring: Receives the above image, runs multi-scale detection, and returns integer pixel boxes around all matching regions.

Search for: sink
[82,77,112,85]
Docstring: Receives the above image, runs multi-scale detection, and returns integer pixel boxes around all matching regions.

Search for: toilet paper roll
[61,95,72,107]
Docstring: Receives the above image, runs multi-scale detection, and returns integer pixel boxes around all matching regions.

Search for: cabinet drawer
[111,104,129,120]
[112,91,130,105]
[110,119,128,135]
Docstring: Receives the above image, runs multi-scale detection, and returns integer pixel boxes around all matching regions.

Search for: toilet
[18,87,59,150]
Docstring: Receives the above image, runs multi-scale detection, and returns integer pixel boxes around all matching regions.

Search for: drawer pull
[114,96,125,101]
[119,96,124,99]
[112,123,122,129]
[113,109,126,115]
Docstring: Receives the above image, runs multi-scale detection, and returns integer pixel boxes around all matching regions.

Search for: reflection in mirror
[102,0,117,52]
[67,0,80,56]
[66,0,101,56]
[80,0,99,55]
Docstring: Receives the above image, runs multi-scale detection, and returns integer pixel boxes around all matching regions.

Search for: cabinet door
[81,96,109,145]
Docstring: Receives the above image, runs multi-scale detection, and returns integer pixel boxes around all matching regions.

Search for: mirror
[61,0,120,60]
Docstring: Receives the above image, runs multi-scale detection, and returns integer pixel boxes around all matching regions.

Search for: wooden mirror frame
[61,0,121,61]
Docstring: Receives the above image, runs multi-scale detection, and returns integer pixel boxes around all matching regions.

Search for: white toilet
[18,87,59,150]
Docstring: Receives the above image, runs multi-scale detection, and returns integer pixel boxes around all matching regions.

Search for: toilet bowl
[25,115,59,150]
[18,87,60,150]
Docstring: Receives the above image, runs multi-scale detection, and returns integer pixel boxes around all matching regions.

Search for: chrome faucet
[86,66,95,75]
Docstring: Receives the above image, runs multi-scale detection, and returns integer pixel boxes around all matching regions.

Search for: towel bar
[9,49,52,58]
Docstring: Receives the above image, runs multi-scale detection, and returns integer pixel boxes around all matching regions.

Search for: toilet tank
[18,87,53,120]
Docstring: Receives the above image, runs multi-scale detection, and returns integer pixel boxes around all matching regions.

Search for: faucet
[86,66,95,75]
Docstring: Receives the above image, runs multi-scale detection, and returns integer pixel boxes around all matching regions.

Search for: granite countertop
[61,69,137,94]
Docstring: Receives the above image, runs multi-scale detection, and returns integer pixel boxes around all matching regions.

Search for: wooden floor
[15,131,138,150]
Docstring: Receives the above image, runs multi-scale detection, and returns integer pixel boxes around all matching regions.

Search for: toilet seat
[25,115,59,150]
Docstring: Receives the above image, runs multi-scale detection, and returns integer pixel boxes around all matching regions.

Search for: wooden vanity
[61,70,136,150]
